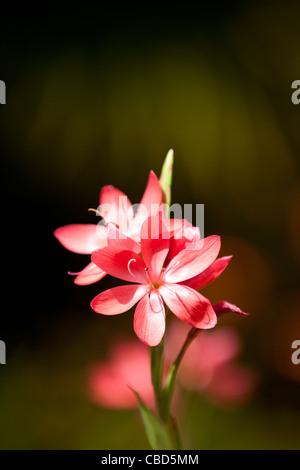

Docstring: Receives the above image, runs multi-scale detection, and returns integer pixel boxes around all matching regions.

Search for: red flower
[90,216,221,346]
[53,171,162,285]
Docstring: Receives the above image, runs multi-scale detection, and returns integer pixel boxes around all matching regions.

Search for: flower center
[144,267,162,291]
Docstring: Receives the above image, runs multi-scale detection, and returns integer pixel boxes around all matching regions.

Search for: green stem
[149,333,182,450]
[150,336,165,420]
[147,326,202,450]
[162,327,202,422]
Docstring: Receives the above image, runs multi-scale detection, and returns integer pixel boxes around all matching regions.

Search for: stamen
[149,290,165,314]
[68,270,102,277]
[127,258,137,278]
[158,293,165,316]
[88,208,102,216]
[144,266,151,283]
[105,221,120,229]
[88,209,120,230]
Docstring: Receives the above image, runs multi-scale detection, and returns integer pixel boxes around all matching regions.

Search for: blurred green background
[1,2,300,449]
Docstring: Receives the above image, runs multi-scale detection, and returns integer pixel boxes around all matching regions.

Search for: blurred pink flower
[91,215,221,346]
[166,323,256,407]
[53,170,162,285]
[87,325,256,410]
[87,339,154,409]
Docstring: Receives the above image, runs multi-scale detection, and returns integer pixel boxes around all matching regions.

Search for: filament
[144,266,151,283]
[105,221,120,229]
[127,258,138,278]
[149,290,165,314]
[68,270,102,277]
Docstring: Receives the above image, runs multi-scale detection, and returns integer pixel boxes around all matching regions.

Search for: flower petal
[184,256,232,291]
[134,291,166,346]
[91,284,146,315]
[163,235,221,283]
[106,228,141,254]
[99,185,134,233]
[130,171,162,237]
[159,283,217,329]
[71,262,106,286]
[166,219,201,264]
[213,301,249,317]
[163,218,185,234]
[140,216,170,283]
[91,247,147,283]
[54,224,107,254]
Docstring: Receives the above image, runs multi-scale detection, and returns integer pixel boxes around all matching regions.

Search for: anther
[88,208,102,216]
[144,266,151,283]
[106,221,120,229]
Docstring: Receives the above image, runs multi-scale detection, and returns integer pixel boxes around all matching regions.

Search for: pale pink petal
[159,283,217,329]
[213,301,249,317]
[163,235,221,283]
[166,220,201,264]
[184,256,232,291]
[71,262,106,286]
[91,247,147,283]
[106,228,141,254]
[163,218,185,234]
[91,284,146,315]
[172,219,201,244]
[134,291,166,346]
[130,171,162,236]
[140,216,170,283]
[99,185,134,233]
[54,224,107,254]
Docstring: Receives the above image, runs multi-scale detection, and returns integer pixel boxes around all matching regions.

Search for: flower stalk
[150,337,165,418]
[162,327,201,421]
[148,324,202,450]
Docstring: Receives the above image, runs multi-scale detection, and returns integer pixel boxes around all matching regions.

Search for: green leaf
[132,389,181,450]
[159,149,174,212]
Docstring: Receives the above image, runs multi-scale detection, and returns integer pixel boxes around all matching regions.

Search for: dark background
[1,2,300,449]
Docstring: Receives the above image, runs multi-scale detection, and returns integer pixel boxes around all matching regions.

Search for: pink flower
[90,215,221,346]
[166,323,255,407]
[87,339,154,409]
[53,170,162,285]
[166,220,236,293]
[169,223,248,318]
[87,326,256,410]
